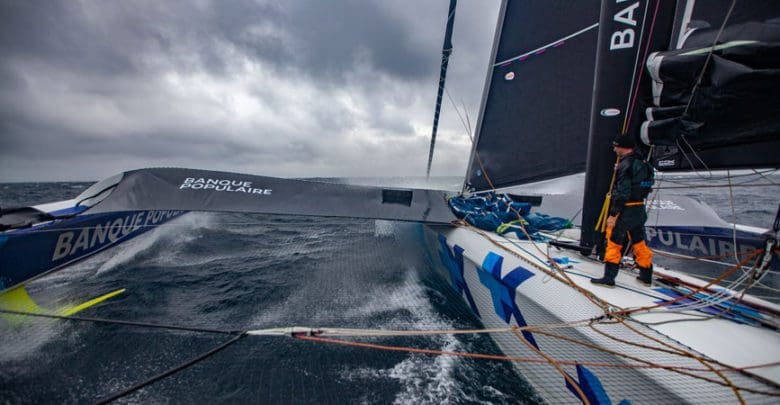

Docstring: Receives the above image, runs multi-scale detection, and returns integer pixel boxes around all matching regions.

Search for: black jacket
[610,151,653,216]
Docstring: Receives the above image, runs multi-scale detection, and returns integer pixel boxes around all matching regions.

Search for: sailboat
[423,0,780,402]
[1,0,778,402]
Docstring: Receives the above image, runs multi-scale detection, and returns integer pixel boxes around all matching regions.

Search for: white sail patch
[179,178,272,195]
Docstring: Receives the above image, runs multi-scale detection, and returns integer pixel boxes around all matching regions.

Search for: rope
[616,250,762,317]
[622,0,662,134]
[674,0,737,176]
[682,0,737,117]
[95,333,247,404]
[293,334,780,396]
[653,183,780,190]
[5,307,778,399]
[587,322,766,398]
[595,155,621,233]
[0,309,241,335]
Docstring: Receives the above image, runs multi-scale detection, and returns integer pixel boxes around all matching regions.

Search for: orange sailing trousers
[604,213,653,268]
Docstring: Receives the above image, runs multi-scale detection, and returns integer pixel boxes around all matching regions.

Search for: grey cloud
[0,0,500,181]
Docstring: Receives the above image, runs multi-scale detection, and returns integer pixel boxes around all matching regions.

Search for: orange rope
[511,329,590,405]
[294,334,780,396]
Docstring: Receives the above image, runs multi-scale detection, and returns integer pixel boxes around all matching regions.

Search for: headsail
[464,0,600,192]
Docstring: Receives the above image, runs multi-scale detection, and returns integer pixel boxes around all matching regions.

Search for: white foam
[0,321,68,362]
[336,268,474,403]
[374,220,396,238]
[94,212,215,274]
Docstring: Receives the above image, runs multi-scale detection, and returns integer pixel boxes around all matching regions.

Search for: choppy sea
[0,173,778,404]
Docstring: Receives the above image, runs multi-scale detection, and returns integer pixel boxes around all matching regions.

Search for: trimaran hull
[423,223,780,403]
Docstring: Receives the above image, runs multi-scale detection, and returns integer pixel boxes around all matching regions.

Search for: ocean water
[1,174,778,403]
[0,179,540,404]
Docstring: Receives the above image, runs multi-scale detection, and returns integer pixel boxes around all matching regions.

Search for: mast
[425,0,458,179]
[580,0,677,249]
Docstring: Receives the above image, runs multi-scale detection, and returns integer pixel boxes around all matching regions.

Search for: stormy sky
[0,0,500,182]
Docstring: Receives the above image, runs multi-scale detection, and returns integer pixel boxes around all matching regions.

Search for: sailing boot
[637,264,653,286]
[591,262,619,288]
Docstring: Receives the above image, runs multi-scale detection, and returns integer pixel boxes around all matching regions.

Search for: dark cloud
[0,0,433,81]
[0,0,500,181]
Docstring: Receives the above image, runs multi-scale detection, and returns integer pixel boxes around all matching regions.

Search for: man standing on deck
[592,134,654,287]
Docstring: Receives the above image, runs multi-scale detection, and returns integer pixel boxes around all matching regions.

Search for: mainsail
[642,0,780,171]
[463,0,600,192]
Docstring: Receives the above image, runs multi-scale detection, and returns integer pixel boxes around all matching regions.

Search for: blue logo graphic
[478,252,538,348]
[565,364,630,405]
[438,235,480,317]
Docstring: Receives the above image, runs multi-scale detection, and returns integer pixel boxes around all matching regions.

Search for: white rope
[246,326,519,337]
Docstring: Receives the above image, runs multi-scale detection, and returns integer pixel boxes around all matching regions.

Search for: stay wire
[0,308,241,335]
[677,0,737,175]
[95,333,247,404]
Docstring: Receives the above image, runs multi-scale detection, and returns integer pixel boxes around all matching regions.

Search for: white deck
[425,224,780,403]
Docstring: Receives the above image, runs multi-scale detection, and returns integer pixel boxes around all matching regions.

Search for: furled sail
[642,0,780,171]
[463,0,600,192]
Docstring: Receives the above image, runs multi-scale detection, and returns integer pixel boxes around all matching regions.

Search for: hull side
[423,224,779,404]
[0,210,185,290]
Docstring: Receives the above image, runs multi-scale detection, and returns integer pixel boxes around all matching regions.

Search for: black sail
[581,0,677,248]
[582,0,780,248]
[642,1,780,171]
[464,0,600,192]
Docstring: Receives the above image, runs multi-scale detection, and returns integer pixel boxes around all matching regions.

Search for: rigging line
[532,328,777,376]
[679,133,713,177]
[623,0,663,134]
[753,169,779,185]
[622,0,653,133]
[95,333,247,404]
[674,0,737,177]
[511,328,590,405]
[0,308,241,335]
[657,168,780,182]
[653,183,780,190]
[728,170,741,265]
[595,318,780,394]
[682,0,737,117]
[675,138,710,177]
[654,274,755,313]
[677,270,780,292]
[463,222,613,312]
[294,334,780,394]
[493,22,599,67]
[444,87,474,142]
[616,249,762,316]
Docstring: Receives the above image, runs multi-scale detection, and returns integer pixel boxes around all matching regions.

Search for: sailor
[592,134,654,287]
